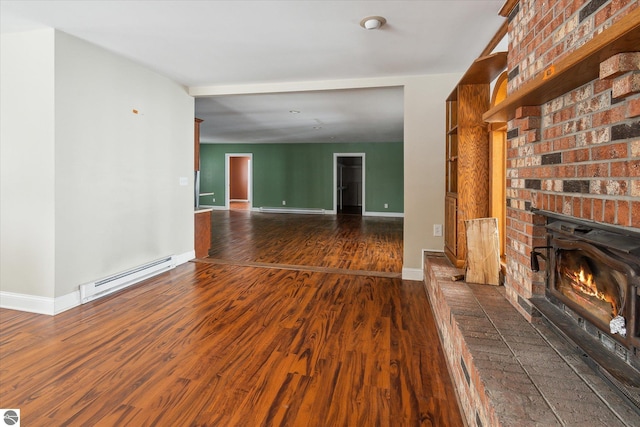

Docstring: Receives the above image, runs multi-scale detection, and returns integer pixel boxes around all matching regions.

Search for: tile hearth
[423,253,640,427]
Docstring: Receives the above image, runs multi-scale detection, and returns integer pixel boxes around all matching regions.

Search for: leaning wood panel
[465,218,500,285]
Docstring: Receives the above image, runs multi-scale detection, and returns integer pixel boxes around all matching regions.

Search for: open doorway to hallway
[226,153,252,211]
[334,153,364,215]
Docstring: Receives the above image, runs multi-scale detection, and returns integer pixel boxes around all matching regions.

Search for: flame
[564,266,619,316]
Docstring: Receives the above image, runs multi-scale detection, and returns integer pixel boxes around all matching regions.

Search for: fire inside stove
[555,250,627,336]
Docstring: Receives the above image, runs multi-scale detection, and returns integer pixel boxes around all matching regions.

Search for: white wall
[1,29,57,298]
[1,29,461,309]
[53,32,195,297]
[402,74,461,274]
[1,30,194,310]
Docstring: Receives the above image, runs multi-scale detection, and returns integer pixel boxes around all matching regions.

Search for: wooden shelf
[447,52,508,101]
[484,8,640,123]
[444,53,504,267]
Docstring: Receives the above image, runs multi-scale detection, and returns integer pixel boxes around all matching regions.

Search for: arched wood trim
[491,71,509,108]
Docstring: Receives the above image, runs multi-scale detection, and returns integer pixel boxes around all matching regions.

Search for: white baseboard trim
[423,248,445,254]
[363,211,404,218]
[0,290,81,316]
[402,248,446,281]
[55,291,81,314]
[0,291,56,316]
[402,267,423,281]
[246,207,404,218]
[176,250,196,265]
[199,204,227,210]
[0,250,194,316]
[257,207,326,215]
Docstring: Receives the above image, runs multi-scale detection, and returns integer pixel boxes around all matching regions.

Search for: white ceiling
[0,0,506,144]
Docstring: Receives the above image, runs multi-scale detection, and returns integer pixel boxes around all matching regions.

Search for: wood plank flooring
[0,212,463,426]
[207,210,404,274]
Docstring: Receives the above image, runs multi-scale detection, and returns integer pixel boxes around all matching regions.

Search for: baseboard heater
[259,207,325,214]
[80,256,176,303]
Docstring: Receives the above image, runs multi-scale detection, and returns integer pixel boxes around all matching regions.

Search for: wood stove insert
[530,210,640,410]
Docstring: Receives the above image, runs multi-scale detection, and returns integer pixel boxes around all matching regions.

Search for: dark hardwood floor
[0,211,463,426]
[206,210,404,274]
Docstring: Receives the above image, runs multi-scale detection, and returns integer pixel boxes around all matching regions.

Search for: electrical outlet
[433,224,443,237]
[384,203,389,209]
[212,198,215,202]
[282,200,286,206]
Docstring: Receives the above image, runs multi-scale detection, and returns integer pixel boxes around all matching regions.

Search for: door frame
[225,153,253,210]
[333,153,365,215]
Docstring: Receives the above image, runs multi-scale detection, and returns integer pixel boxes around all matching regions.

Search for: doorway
[334,153,365,215]
[225,153,252,210]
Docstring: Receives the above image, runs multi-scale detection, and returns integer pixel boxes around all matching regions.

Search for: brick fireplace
[503,0,639,318]
[503,0,640,415]
[425,1,640,425]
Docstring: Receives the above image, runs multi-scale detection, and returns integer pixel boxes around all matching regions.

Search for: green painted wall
[199,142,403,213]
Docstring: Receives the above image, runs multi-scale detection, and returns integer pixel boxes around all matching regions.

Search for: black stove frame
[528,211,640,408]
[547,228,640,349]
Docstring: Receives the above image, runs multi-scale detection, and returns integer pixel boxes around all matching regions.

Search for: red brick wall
[507,0,639,93]
[503,0,639,318]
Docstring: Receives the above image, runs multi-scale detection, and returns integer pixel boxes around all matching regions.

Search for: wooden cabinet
[444,52,507,268]
[194,118,211,259]
[444,194,457,259]
[195,209,212,258]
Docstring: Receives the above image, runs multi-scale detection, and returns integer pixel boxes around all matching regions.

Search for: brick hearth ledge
[423,252,640,427]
